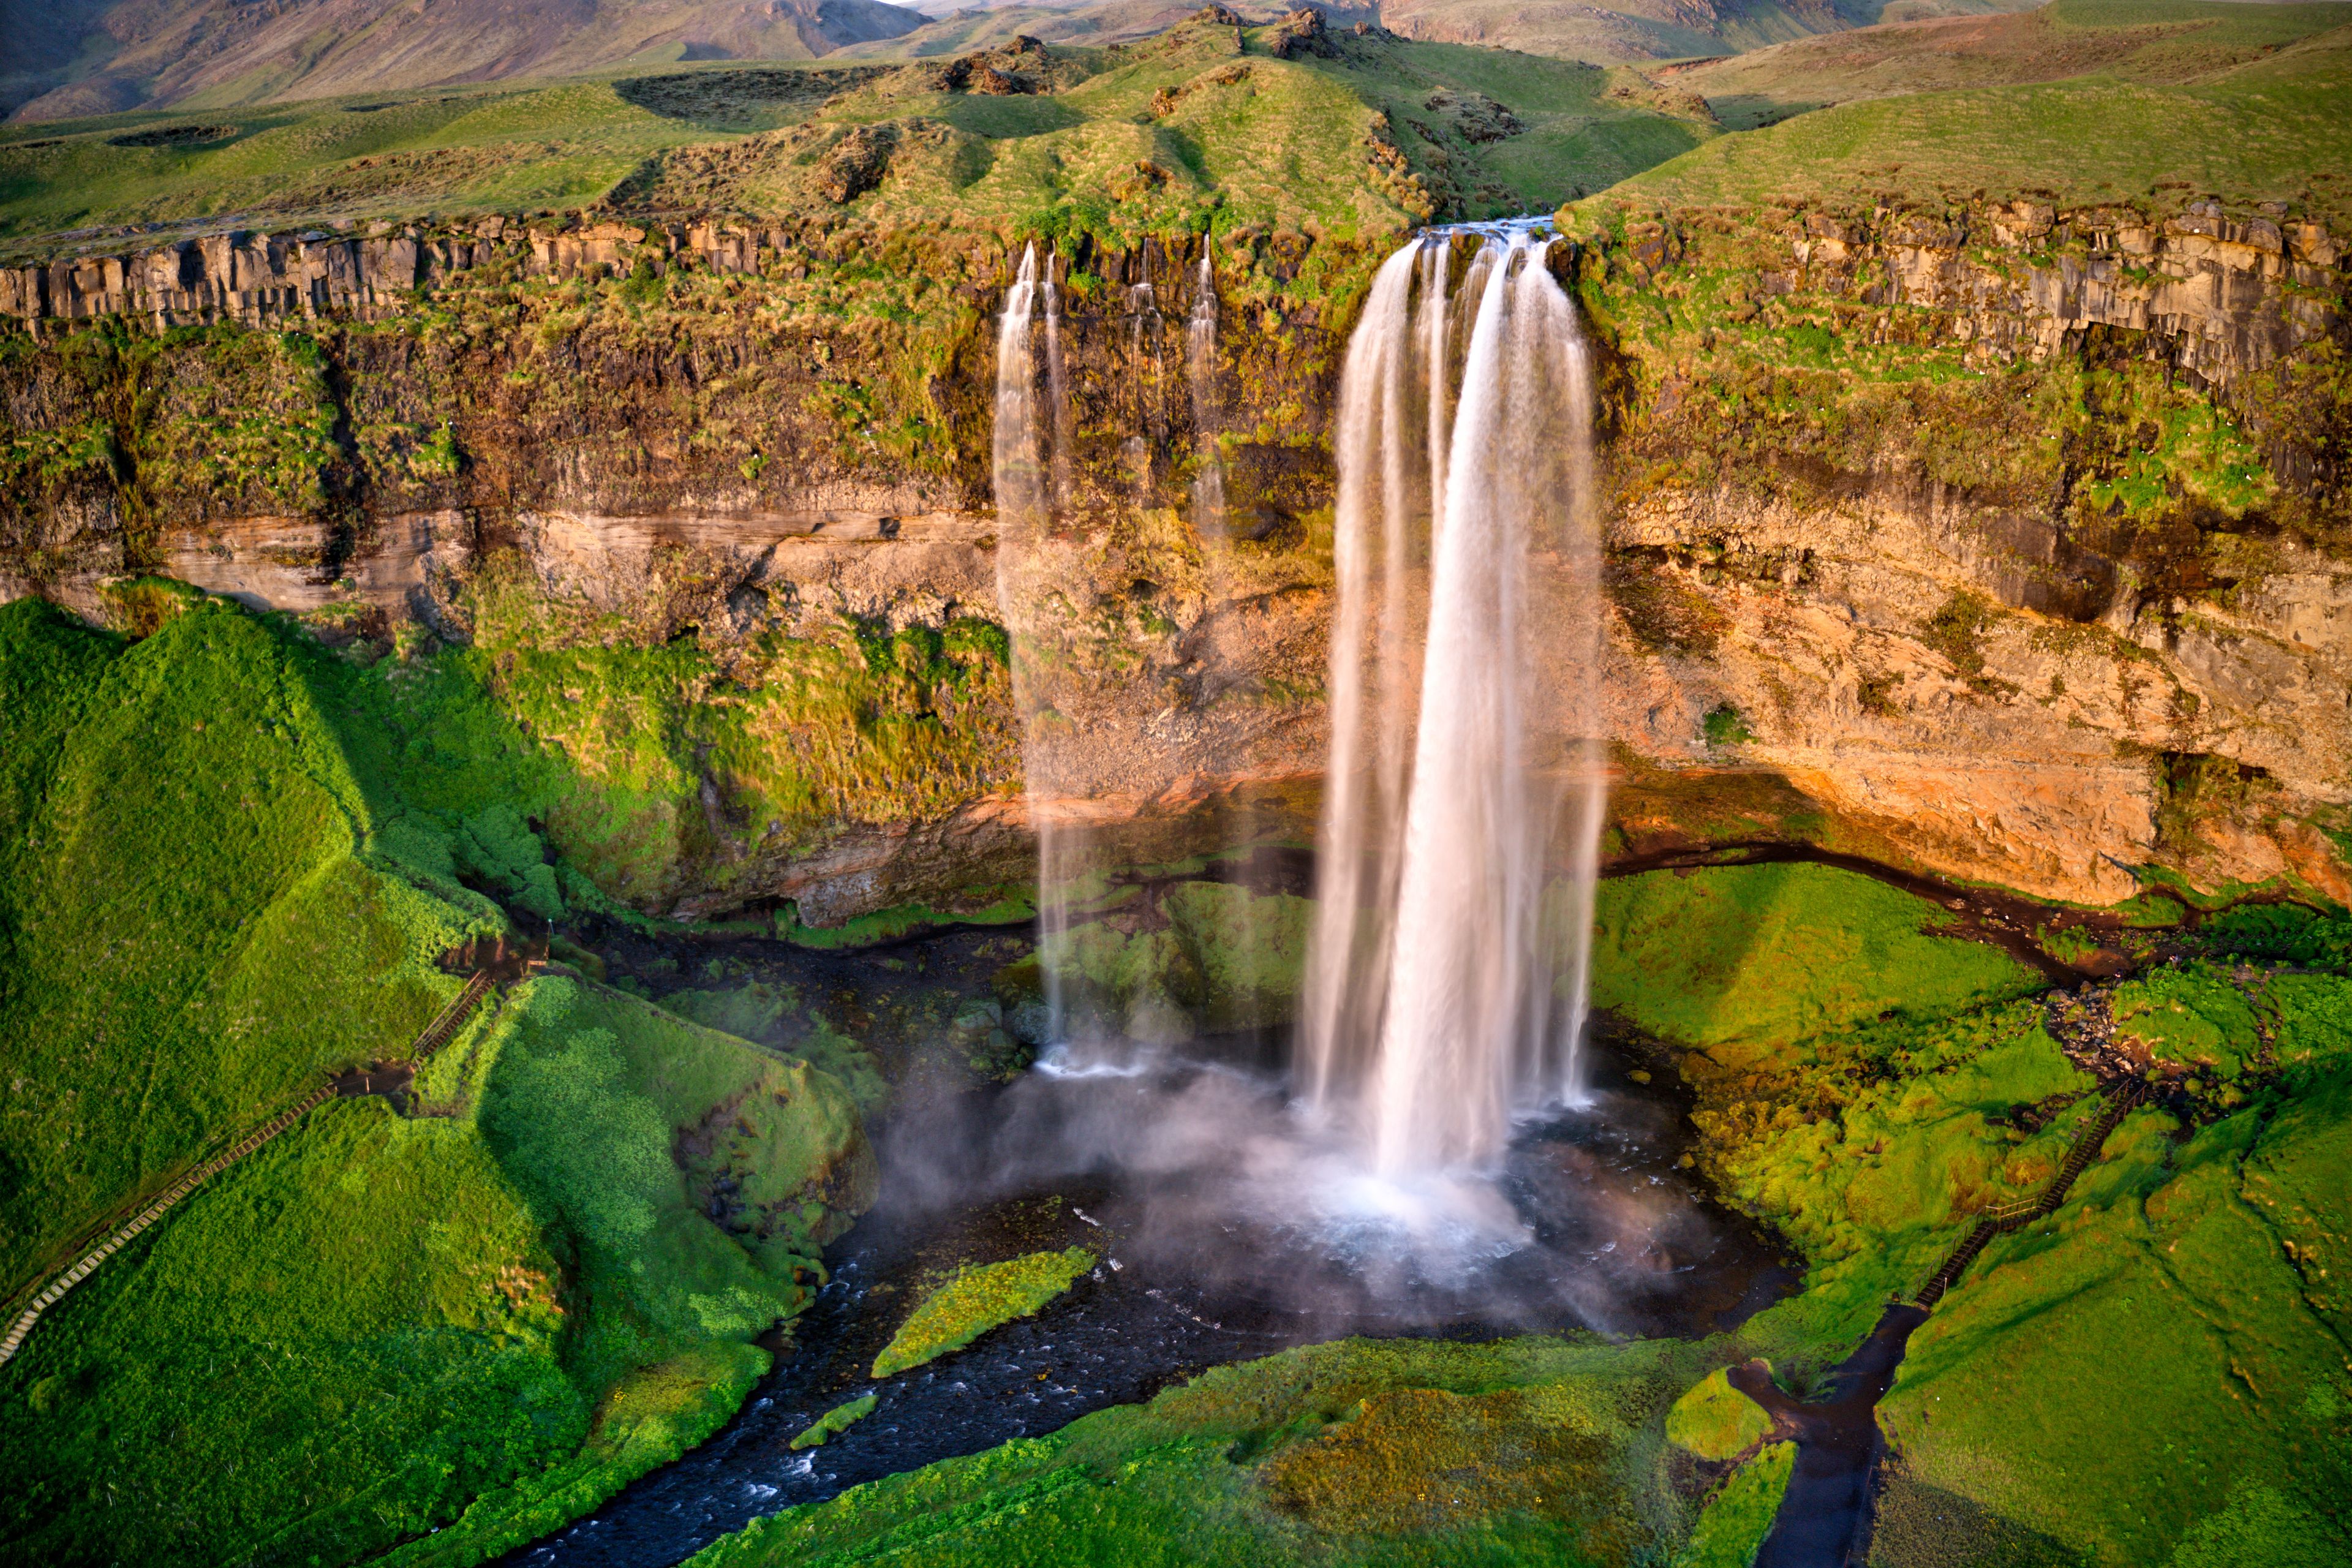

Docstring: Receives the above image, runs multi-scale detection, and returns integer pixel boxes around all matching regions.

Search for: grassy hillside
[0,592,481,1286]
[1373,0,2041,70]
[0,590,877,1568]
[3,0,925,123]
[0,22,1709,258]
[1599,0,2352,223]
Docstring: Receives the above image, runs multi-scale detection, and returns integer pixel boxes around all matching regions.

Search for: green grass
[694,1334,1714,1568]
[0,591,879,1568]
[872,1246,1096,1378]
[1677,0,2352,129]
[1626,867,2352,1564]
[0,594,478,1289]
[1597,6,2352,228]
[793,1393,880,1450]
[1879,1076,2352,1566]
[1664,1366,1774,1463]
[1671,1442,1793,1568]
[2109,962,2261,1079]
[0,32,1707,259]
[0,80,720,252]
[1588,862,2041,1068]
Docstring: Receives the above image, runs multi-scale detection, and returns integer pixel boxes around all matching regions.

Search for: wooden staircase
[0,971,496,1369]
[1909,1077,2146,1310]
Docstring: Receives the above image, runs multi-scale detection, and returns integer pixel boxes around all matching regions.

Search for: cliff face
[1582,195,2352,903]
[2,195,2345,918]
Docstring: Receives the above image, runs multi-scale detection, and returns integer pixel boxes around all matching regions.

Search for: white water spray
[1301,224,1608,1174]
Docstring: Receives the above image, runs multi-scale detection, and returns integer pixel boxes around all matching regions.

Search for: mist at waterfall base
[984,226,1698,1325]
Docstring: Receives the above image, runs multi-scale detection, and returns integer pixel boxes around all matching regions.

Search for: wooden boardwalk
[0,971,495,1369]
[1908,1076,2147,1310]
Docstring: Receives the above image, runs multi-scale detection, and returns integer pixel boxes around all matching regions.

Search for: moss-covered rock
[1664,1366,1773,1463]
[871,1246,1096,1379]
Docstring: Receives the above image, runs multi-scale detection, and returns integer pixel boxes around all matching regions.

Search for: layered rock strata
[1,196,2345,917]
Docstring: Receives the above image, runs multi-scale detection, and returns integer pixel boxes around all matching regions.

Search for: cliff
[2,182,2346,918]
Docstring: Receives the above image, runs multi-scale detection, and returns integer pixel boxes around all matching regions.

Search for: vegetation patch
[1664,1366,1773,1462]
[791,1393,878,1451]
[0,591,875,1568]
[872,1246,1096,1379]
[1671,1442,1793,1568]
[693,1334,1708,1568]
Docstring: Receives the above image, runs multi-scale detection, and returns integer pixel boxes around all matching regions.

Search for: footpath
[0,970,494,1368]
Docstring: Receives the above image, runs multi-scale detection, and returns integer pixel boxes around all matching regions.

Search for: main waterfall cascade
[991,228,1606,1154]
[1302,223,1609,1175]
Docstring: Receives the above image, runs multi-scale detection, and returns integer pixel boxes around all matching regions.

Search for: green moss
[1588,862,2040,1067]
[1879,1081,2352,1566]
[2199,904,2352,968]
[774,891,1035,950]
[1664,1367,1773,1462]
[454,557,1020,913]
[1672,1442,1794,1568]
[1043,881,1313,1042]
[695,1333,1709,1568]
[1700,703,1752,747]
[791,1393,879,1451]
[872,1247,1095,1379]
[2110,963,2261,1078]
[658,978,888,1116]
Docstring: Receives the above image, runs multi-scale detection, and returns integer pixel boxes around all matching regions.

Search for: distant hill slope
[2,0,927,123]
[1592,0,2352,219]
[1667,0,2352,126]
[0,18,1716,255]
[1370,0,2043,67]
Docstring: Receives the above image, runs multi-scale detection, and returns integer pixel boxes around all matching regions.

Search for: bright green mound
[0,594,477,1286]
[1665,1366,1773,1462]
[872,1247,1096,1378]
[793,1394,880,1451]
[0,594,876,1568]
[696,1335,1714,1568]
[1589,861,2040,1066]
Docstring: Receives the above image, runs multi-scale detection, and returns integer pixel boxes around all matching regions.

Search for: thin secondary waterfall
[992,243,1082,1038]
[1187,249,1228,537]
[1301,224,1608,1174]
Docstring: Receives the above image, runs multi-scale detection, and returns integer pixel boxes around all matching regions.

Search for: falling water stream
[992,243,1088,1039]
[1302,222,1610,1174]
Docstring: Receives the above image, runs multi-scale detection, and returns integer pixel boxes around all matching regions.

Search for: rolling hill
[2,0,928,123]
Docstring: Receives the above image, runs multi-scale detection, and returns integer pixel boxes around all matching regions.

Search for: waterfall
[1300,224,1608,1174]
[992,243,1081,1039]
[1044,255,1074,510]
[1125,278,1163,504]
[1187,249,1227,538]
